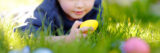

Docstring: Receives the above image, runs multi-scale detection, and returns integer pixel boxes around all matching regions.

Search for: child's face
[58,0,95,20]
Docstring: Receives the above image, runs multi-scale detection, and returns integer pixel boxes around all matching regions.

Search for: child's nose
[75,1,84,9]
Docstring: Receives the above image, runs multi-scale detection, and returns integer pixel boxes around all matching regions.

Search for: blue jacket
[16,0,103,35]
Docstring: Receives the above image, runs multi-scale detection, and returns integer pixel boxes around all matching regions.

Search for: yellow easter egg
[80,20,98,31]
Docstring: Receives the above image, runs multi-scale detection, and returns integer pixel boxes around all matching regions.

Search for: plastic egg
[80,20,98,32]
[123,38,150,53]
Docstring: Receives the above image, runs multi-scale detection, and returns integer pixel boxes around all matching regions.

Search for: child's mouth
[74,11,83,15]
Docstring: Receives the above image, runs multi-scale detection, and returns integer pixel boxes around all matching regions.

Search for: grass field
[0,0,160,53]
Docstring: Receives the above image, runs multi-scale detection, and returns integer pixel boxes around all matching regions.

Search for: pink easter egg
[123,38,150,53]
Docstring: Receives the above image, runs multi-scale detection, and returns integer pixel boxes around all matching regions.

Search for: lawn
[0,0,160,53]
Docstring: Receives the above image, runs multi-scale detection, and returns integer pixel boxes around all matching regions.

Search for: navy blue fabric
[16,0,103,35]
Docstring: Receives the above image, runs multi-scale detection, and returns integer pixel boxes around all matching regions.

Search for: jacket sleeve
[14,7,52,34]
[14,0,61,35]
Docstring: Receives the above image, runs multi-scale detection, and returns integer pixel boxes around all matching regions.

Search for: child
[15,0,103,41]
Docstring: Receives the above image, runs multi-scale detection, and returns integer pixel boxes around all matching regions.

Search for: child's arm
[46,21,93,42]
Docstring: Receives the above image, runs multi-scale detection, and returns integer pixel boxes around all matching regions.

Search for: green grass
[0,0,160,53]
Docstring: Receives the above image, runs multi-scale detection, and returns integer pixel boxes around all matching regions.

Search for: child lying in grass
[15,0,103,41]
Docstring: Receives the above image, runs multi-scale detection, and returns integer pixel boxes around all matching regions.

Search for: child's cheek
[85,2,94,13]
[61,3,74,14]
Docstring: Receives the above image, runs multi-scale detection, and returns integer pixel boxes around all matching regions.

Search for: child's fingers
[69,21,82,36]
[72,21,82,29]
[83,34,87,37]
[79,27,94,33]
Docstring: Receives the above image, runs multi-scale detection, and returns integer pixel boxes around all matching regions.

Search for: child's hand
[79,27,94,37]
[79,27,94,34]
[68,21,82,38]
[67,21,94,40]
